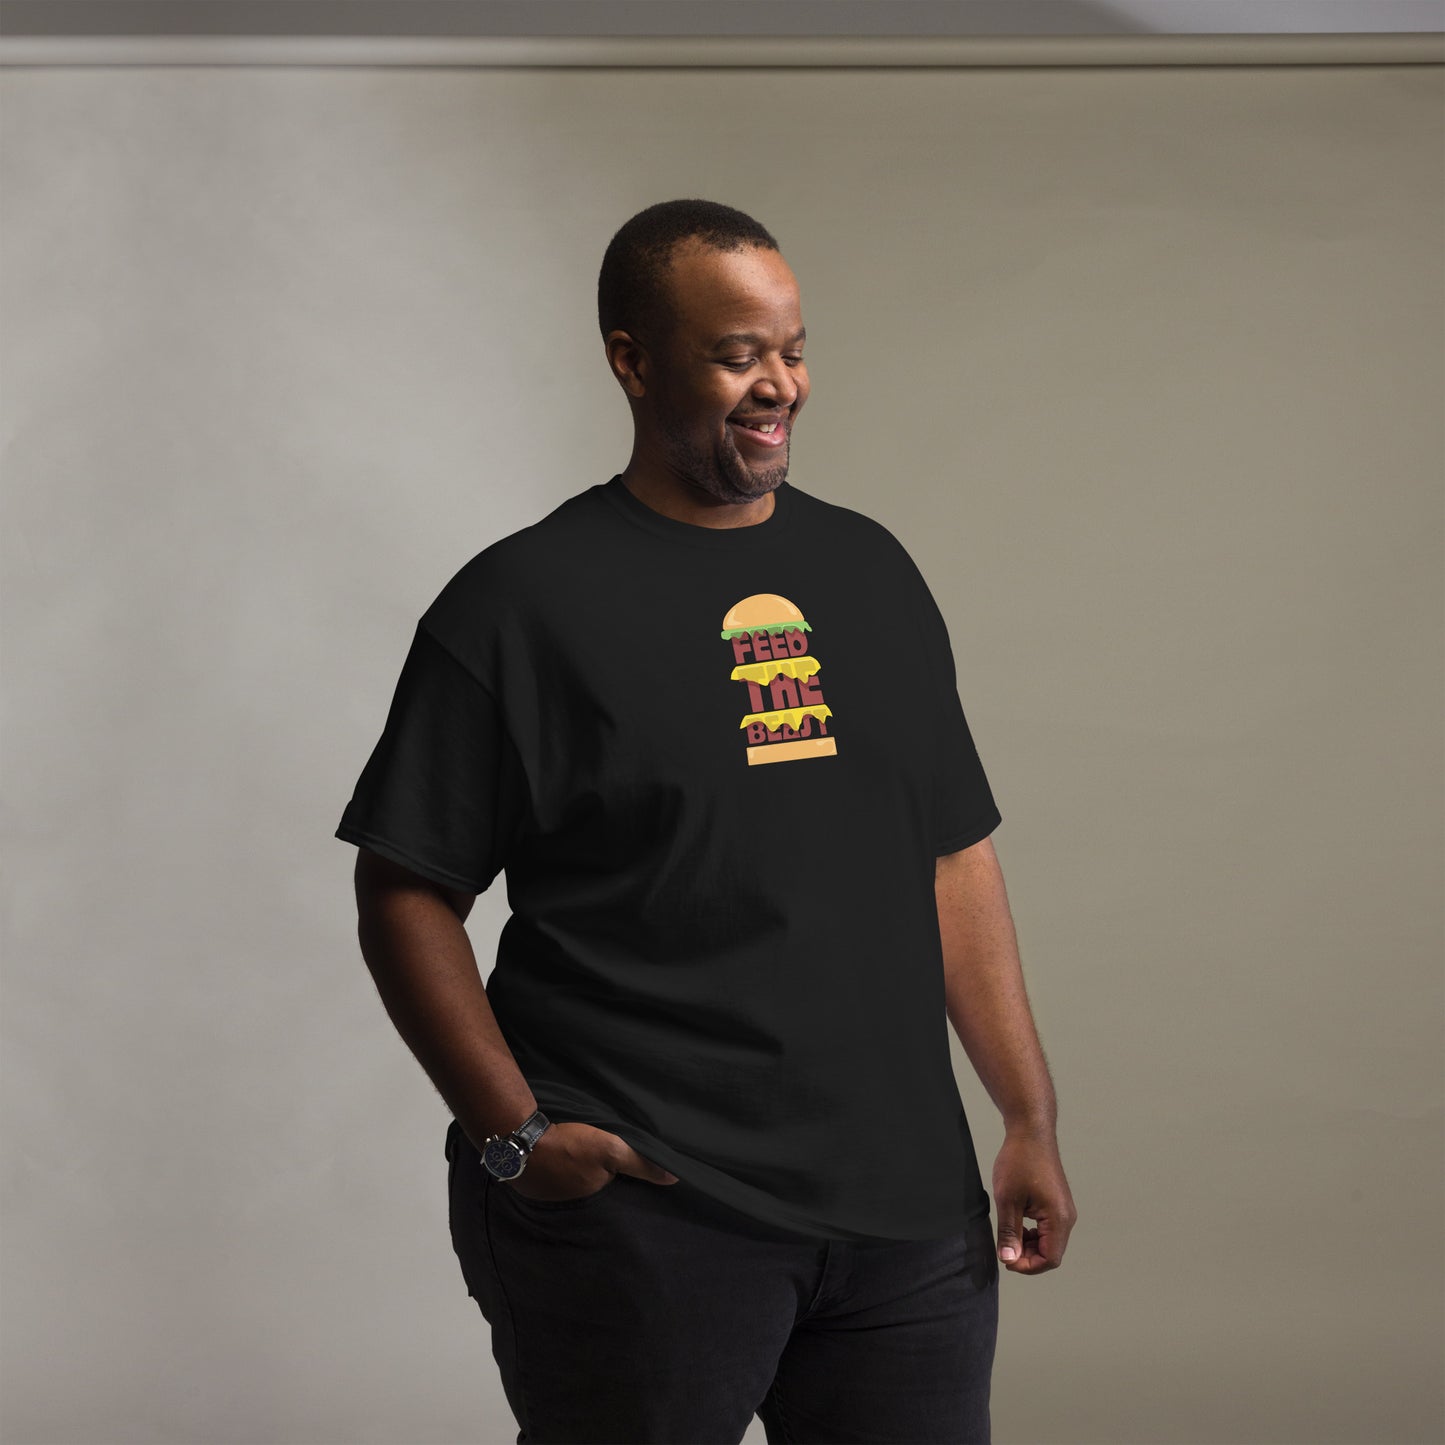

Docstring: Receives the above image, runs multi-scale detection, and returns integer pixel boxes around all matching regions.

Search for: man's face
[623,240,810,506]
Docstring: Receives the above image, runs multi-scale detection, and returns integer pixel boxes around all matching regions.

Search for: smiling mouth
[729,416,789,448]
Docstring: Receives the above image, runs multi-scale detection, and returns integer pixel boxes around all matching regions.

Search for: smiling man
[337,198,1075,1444]
[614,232,808,518]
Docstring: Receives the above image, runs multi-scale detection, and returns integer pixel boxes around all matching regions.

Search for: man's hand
[504,1121,680,1202]
[992,1125,1076,1273]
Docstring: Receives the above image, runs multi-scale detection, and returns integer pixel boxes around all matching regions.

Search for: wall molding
[2,32,1442,68]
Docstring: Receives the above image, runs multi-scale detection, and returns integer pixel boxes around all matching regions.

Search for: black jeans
[446,1119,998,1444]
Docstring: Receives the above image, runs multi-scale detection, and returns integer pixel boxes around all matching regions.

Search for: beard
[654,413,790,506]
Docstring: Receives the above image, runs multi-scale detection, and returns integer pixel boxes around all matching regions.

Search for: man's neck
[618,466,777,530]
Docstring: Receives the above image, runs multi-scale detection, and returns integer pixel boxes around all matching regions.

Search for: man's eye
[723,356,805,369]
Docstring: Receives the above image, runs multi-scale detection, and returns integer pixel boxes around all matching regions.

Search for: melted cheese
[738,704,833,731]
[730,655,821,685]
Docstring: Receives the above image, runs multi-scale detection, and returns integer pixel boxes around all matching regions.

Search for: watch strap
[511,1109,550,1152]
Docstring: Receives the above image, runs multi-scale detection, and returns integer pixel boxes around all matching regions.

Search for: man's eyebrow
[709,327,807,349]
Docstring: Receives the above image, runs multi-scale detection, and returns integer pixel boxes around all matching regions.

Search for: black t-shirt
[336,474,1001,1241]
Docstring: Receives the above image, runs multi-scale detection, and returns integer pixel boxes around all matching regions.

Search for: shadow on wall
[0,1,1160,39]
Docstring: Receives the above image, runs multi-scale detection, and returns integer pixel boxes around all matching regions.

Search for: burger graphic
[721,593,838,766]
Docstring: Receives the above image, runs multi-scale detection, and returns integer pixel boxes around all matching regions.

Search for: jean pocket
[499,1170,626,1211]
[955,1210,1000,1291]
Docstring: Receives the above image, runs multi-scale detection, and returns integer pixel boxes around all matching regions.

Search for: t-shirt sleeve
[908,567,1002,856]
[932,664,1002,854]
[334,620,532,894]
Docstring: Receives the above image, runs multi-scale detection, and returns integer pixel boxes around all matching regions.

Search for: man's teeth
[738,421,777,432]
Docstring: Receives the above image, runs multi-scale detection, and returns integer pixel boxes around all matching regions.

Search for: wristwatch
[480,1108,552,1180]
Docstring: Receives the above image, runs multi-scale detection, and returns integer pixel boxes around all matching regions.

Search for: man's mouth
[729,415,789,448]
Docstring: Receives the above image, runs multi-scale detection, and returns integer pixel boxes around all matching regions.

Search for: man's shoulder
[421,485,598,609]
[790,483,922,573]
[419,485,601,631]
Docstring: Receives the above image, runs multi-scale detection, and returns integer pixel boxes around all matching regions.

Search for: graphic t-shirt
[336,473,1001,1241]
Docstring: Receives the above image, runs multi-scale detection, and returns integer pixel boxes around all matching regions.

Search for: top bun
[720,592,809,635]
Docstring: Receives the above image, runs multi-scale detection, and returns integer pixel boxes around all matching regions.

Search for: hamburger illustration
[721,593,838,766]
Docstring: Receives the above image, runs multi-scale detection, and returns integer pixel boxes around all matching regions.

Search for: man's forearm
[935,836,1057,1134]
[354,858,537,1149]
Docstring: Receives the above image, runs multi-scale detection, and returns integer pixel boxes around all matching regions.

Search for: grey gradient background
[2,6,1442,1444]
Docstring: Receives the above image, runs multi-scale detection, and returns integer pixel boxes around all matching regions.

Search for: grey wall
[2,37,1442,1445]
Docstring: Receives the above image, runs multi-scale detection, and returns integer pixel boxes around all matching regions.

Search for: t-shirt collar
[599,473,794,549]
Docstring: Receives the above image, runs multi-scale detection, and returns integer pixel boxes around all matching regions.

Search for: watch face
[482,1138,524,1179]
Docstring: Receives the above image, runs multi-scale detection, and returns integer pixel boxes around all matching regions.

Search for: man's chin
[727,455,788,494]
[725,475,784,505]
[675,448,787,504]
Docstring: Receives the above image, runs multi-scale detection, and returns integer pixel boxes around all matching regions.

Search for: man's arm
[350,847,674,1197]
[352,846,540,1145]
[936,835,1077,1273]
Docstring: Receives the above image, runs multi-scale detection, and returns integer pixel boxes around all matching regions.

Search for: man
[337,198,1076,1444]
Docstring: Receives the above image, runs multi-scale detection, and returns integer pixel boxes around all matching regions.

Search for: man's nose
[752,366,799,408]
[749,392,795,413]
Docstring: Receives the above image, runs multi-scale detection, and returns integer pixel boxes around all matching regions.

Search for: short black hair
[597,199,780,358]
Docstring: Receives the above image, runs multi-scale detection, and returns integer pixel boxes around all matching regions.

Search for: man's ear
[605,330,648,400]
